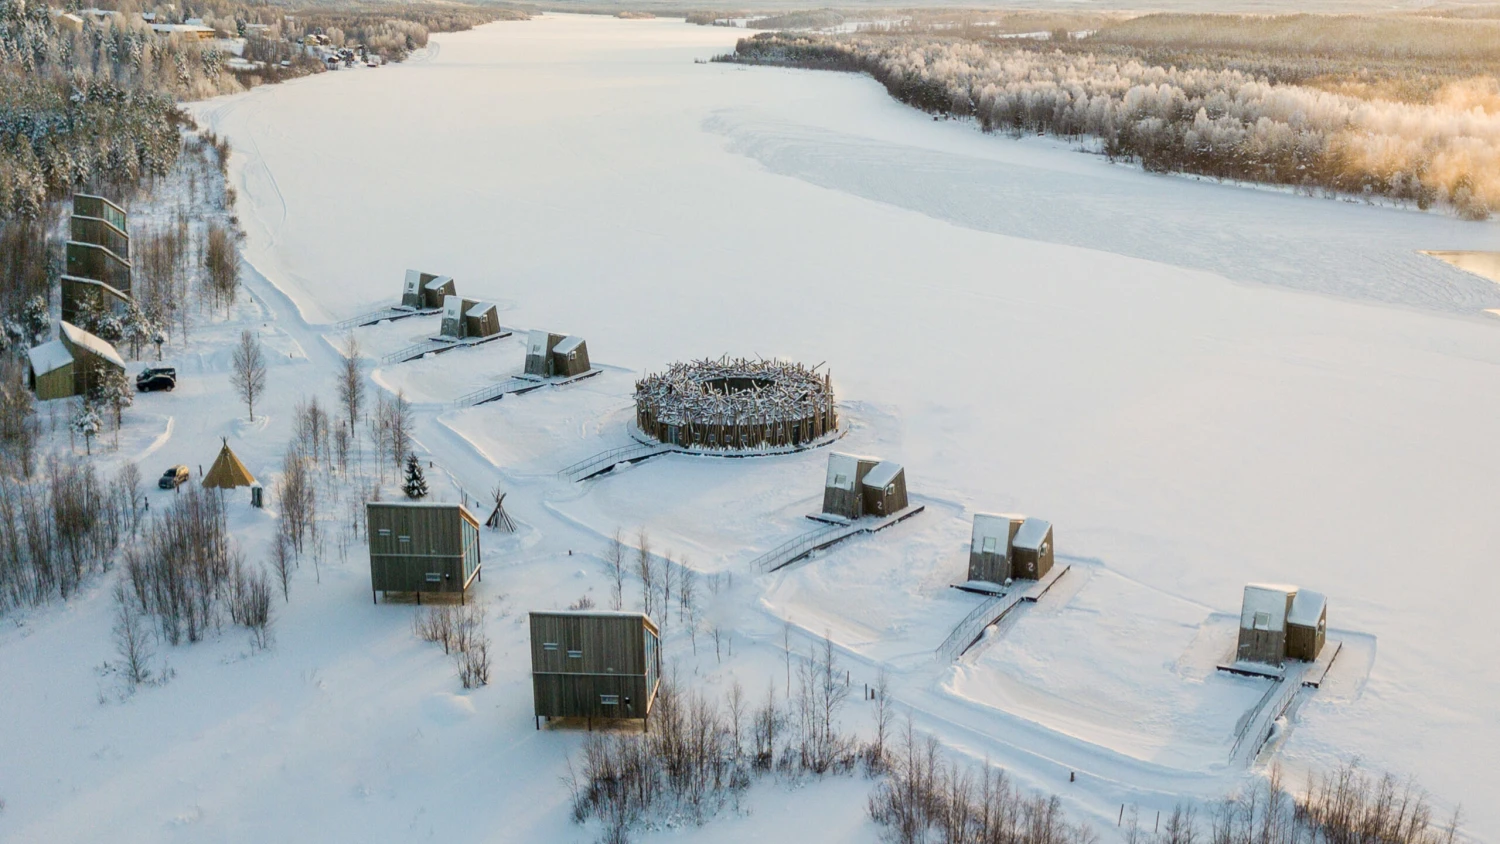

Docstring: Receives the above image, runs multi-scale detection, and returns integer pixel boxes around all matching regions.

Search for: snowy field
[3,12,1499,843]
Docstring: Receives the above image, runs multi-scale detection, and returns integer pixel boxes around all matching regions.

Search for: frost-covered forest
[722,11,1500,219]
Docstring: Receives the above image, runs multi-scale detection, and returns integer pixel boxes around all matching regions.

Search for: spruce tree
[403,453,428,499]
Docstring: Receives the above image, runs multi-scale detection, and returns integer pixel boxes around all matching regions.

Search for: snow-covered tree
[71,401,101,455]
[402,453,428,499]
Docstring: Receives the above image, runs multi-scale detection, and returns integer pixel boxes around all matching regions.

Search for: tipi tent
[203,439,257,489]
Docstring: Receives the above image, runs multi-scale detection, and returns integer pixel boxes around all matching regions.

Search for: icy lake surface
[102,12,1500,840]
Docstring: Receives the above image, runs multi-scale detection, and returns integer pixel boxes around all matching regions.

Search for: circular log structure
[635,358,838,451]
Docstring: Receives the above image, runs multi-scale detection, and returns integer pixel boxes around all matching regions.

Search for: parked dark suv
[136,367,177,392]
[158,465,190,489]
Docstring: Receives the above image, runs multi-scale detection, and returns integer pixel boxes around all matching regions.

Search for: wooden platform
[754,505,926,573]
[1216,638,1341,685]
[936,565,1071,659]
[1300,639,1342,688]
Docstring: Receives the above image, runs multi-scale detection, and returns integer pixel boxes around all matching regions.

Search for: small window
[377,528,391,537]
[398,535,411,544]
[1253,611,1272,631]
[542,642,559,651]
[886,484,895,494]
[982,536,998,554]
[600,694,620,706]
[566,649,583,659]
[568,351,577,360]
[833,473,847,487]
[425,572,442,583]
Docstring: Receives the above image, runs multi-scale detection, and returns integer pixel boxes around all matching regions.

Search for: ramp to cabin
[1229,661,1310,765]
[560,442,673,482]
[334,305,435,330]
[752,505,926,573]
[937,565,1070,660]
[382,338,458,364]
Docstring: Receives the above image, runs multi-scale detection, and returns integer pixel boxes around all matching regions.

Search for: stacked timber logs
[635,357,837,450]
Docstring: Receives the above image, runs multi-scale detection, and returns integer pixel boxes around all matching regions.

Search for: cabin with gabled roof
[27,322,126,400]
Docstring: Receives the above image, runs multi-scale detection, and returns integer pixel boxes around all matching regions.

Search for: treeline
[746,10,844,30]
[287,6,525,61]
[722,32,1500,219]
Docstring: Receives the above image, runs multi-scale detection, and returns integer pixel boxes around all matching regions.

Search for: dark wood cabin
[860,461,908,518]
[65,241,132,298]
[1235,584,1294,666]
[464,301,501,338]
[401,270,455,309]
[551,335,590,377]
[530,611,661,726]
[968,513,1024,584]
[366,502,481,603]
[1009,518,1054,580]
[822,452,877,520]
[70,215,130,259]
[1285,590,1328,662]
[440,295,478,338]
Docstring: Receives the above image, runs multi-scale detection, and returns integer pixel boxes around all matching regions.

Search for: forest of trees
[722,13,1500,219]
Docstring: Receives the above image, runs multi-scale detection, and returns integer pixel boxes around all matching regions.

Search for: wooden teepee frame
[485,486,516,532]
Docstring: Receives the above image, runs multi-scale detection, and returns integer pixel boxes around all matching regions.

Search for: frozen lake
[191,13,1500,837]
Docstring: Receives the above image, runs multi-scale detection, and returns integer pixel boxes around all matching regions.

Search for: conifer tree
[402,453,428,499]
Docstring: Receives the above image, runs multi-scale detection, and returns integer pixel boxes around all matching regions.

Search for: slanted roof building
[439,295,503,340]
[530,611,661,726]
[27,322,126,400]
[968,513,1024,584]
[1285,590,1328,662]
[821,452,910,521]
[401,270,455,310]
[524,331,591,378]
[1236,584,1296,666]
[1010,518,1054,580]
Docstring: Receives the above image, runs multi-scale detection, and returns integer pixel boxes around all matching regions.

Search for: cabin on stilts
[530,611,660,729]
[366,502,482,603]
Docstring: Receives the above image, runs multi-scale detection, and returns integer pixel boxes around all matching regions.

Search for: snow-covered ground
[4,12,1499,843]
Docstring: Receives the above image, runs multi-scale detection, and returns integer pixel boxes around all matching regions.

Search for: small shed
[28,322,125,399]
[524,330,564,376]
[401,270,455,309]
[551,335,590,377]
[65,241,132,297]
[366,502,481,603]
[202,439,257,489]
[1286,590,1328,662]
[1235,584,1295,666]
[822,451,876,520]
[464,301,501,338]
[861,461,908,518]
[968,513,1024,584]
[530,611,661,726]
[73,195,128,233]
[1010,518,1054,580]
[26,340,75,401]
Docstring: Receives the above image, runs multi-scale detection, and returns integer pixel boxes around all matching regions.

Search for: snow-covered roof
[424,275,453,291]
[27,340,73,377]
[971,513,1021,554]
[403,269,421,294]
[442,295,463,318]
[824,452,866,489]
[862,461,903,490]
[1012,517,1052,551]
[465,301,496,318]
[150,22,216,35]
[553,335,584,355]
[368,500,468,509]
[527,329,548,355]
[59,321,125,369]
[1288,590,1326,627]
[1240,584,1295,632]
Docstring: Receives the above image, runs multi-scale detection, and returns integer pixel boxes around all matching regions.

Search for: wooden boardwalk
[937,565,1070,660]
[751,505,926,573]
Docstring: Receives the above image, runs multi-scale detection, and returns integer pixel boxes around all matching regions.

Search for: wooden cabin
[73,194,127,233]
[822,452,877,520]
[524,330,563,376]
[439,295,477,338]
[65,241,132,297]
[1235,584,1295,666]
[366,502,481,603]
[464,301,501,338]
[70,215,130,259]
[1010,518,1054,580]
[401,270,455,309]
[530,611,660,726]
[968,513,1024,584]
[861,461,907,518]
[27,322,126,400]
[1285,590,1328,662]
[552,335,590,377]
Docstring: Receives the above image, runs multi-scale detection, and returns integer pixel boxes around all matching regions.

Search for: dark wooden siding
[465,306,499,338]
[530,613,660,719]
[1011,525,1053,580]
[1286,606,1326,662]
[423,277,455,308]
[367,503,480,594]
[862,469,907,517]
[823,459,876,519]
[553,341,590,377]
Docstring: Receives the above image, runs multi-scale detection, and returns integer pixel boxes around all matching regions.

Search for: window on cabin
[1253,611,1271,630]
[982,536,998,554]
[398,535,411,544]
[833,473,847,487]
[600,695,620,706]
[886,484,895,494]
[543,642,559,651]
[425,572,442,583]
[568,351,577,360]
[567,649,583,659]
[377,528,391,537]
